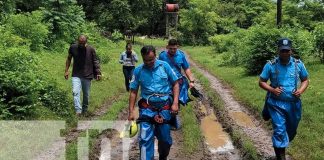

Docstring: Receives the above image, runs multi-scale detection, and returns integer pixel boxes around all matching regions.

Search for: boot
[158,141,171,160]
[274,147,286,160]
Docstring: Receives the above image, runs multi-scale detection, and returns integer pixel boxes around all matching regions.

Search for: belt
[138,99,170,112]
[269,95,300,102]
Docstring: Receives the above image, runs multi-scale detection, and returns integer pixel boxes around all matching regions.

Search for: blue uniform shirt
[130,60,179,103]
[260,57,308,101]
[158,50,190,77]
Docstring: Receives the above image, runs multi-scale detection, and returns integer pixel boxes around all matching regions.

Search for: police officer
[128,45,180,160]
[259,38,309,160]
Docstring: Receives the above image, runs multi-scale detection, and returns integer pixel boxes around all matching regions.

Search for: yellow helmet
[120,121,138,138]
[129,121,138,138]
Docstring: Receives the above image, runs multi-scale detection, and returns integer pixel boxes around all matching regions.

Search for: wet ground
[34,49,279,160]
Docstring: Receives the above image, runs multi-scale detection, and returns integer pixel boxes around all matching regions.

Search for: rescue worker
[119,43,138,91]
[128,45,180,160]
[159,39,195,105]
[259,38,309,160]
[158,39,194,130]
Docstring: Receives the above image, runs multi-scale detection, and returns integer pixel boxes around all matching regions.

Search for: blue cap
[278,38,292,51]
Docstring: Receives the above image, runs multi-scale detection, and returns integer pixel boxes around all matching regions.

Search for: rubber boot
[158,141,171,160]
[274,147,286,160]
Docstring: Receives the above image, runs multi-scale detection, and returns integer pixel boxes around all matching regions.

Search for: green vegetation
[186,46,324,160]
[180,102,202,154]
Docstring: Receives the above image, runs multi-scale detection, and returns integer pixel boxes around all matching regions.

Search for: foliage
[242,26,281,75]
[313,23,324,63]
[209,29,249,66]
[5,11,50,51]
[111,29,124,42]
[38,81,72,116]
[0,25,29,48]
[179,0,219,45]
[283,0,324,30]
[0,47,40,119]
[0,0,16,21]
[41,0,85,44]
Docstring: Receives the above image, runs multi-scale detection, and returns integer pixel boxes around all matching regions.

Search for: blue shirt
[158,49,190,78]
[260,57,308,101]
[130,60,179,102]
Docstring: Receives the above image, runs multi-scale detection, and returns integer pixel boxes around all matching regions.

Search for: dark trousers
[122,66,135,91]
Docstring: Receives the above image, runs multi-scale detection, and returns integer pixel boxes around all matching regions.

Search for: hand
[64,71,69,80]
[293,89,302,97]
[170,103,179,115]
[189,82,195,88]
[128,111,135,121]
[271,87,283,96]
[96,75,101,81]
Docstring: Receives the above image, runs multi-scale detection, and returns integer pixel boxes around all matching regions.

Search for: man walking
[259,38,309,160]
[159,39,194,105]
[128,45,179,160]
[64,35,101,116]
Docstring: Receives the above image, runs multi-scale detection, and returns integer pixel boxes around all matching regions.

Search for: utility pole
[277,0,282,28]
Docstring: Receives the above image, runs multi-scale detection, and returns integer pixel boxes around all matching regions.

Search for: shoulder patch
[267,59,276,65]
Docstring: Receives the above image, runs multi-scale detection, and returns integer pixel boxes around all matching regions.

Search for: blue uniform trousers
[266,97,302,148]
[138,104,173,160]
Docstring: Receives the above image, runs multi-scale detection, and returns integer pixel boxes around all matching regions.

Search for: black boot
[274,147,286,160]
[158,141,171,160]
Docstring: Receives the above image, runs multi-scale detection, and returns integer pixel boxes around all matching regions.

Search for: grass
[180,102,202,154]
[192,67,260,159]
[65,93,129,160]
[185,46,324,160]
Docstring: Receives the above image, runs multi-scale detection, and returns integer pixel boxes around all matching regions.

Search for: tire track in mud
[186,52,275,159]
[33,92,126,160]
[193,82,242,160]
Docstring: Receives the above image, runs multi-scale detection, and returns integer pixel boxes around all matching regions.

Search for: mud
[194,83,241,160]
[187,53,275,159]
[33,93,126,160]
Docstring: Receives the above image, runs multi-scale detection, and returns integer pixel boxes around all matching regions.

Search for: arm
[128,89,138,121]
[171,80,180,113]
[64,54,72,80]
[259,78,282,96]
[119,53,124,64]
[293,78,309,97]
[92,48,101,80]
[133,53,138,62]
[184,68,195,88]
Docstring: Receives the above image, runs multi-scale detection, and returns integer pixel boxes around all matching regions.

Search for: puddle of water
[201,114,232,150]
[229,111,255,127]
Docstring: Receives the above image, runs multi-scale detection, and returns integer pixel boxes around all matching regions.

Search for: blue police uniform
[159,49,190,105]
[260,57,308,148]
[130,60,179,160]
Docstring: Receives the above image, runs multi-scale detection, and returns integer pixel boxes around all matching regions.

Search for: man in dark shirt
[64,35,101,116]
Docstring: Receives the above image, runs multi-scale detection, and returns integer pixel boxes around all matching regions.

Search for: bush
[209,29,250,66]
[0,47,40,119]
[243,26,315,75]
[6,11,50,51]
[111,29,124,42]
[313,23,324,63]
[38,82,72,117]
[243,26,281,75]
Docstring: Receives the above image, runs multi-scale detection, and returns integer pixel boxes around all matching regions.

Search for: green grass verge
[185,46,324,160]
[180,102,202,154]
[65,93,129,160]
[192,68,260,159]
